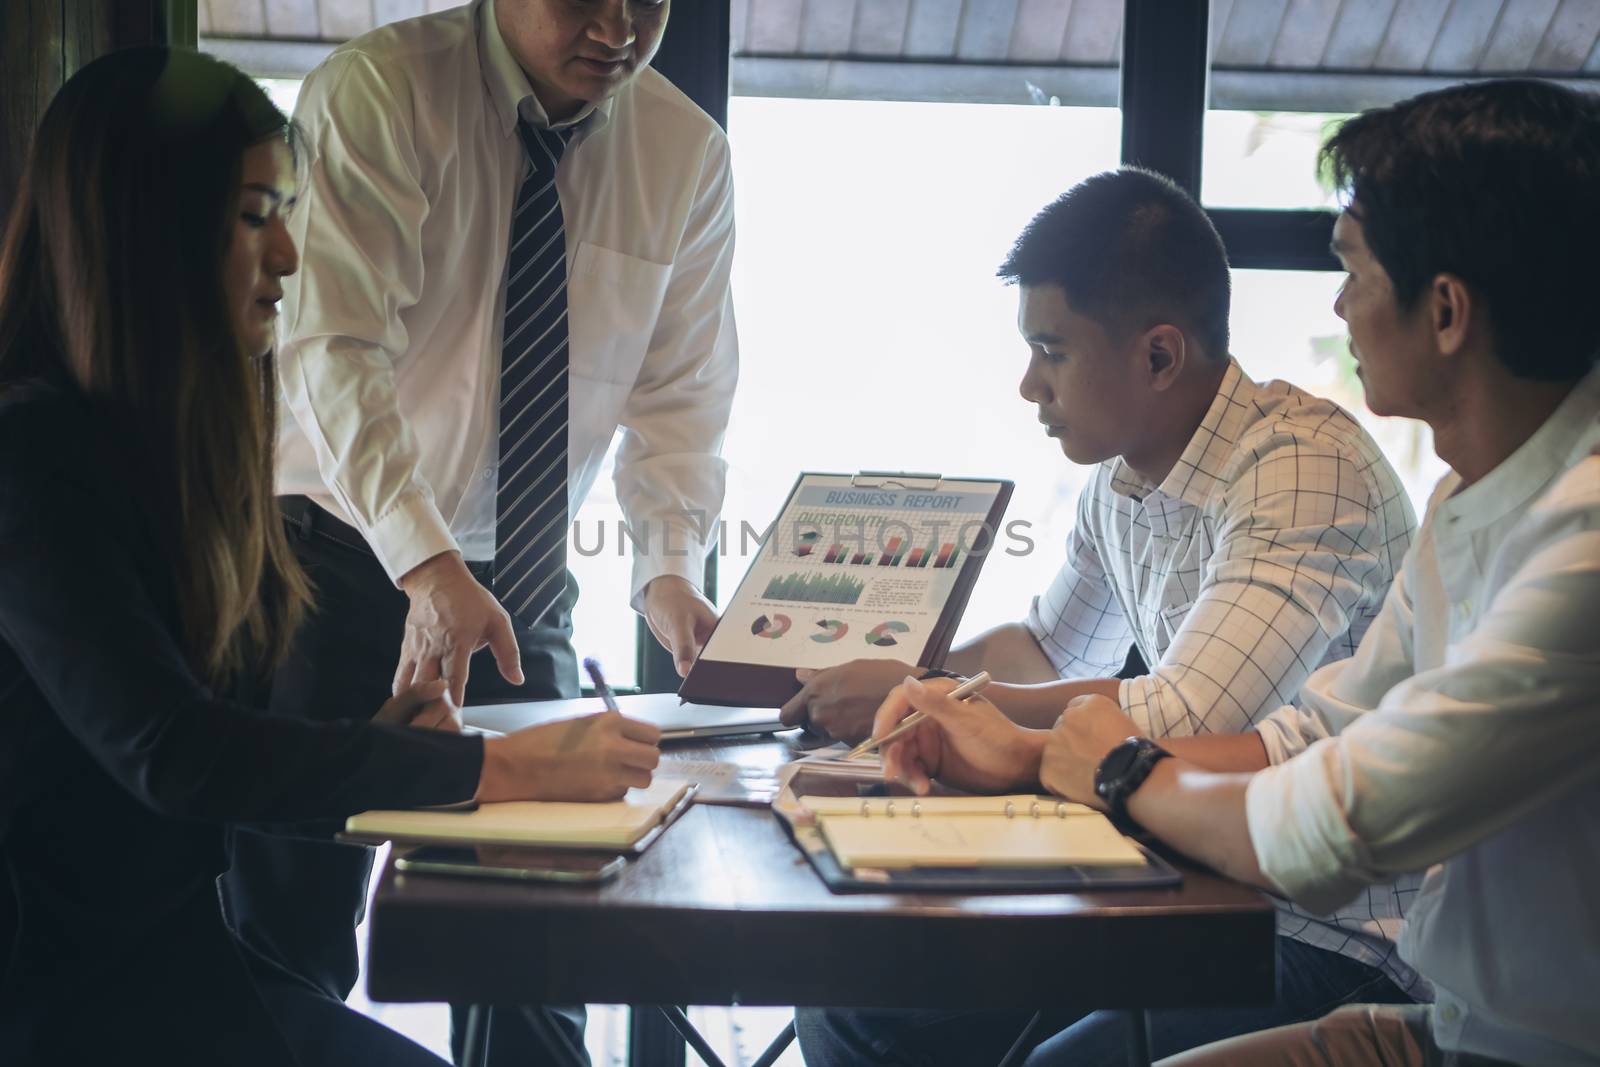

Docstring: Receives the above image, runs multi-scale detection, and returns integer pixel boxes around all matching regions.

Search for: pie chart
[866,621,911,647]
[809,618,849,643]
[751,613,792,639]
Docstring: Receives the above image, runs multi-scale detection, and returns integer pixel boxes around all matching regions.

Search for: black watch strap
[1094,737,1172,833]
[917,668,965,682]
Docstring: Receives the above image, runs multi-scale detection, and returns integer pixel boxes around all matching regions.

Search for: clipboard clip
[851,470,944,490]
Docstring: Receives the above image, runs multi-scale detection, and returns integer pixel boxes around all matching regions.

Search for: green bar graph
[761,571,865,605]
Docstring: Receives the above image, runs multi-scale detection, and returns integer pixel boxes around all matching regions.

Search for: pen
[844,670,992,761]
[583,657,622,714]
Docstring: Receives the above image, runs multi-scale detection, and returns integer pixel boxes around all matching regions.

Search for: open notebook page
[801,794,1098,817]
[815,810,1146,869]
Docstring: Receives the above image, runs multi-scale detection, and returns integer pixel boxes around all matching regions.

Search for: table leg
[1126,1008,1153,1067]
[628,1004,687,1067]
[995,1010,1046,1067]
[518,1006,591,1067]
[658,1006,729,1067]
[460,1004,490,1067]
[749,1020,796,1067]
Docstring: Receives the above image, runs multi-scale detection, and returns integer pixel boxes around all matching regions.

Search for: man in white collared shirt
[890,79,1600,1066]
[220,0,737,1050]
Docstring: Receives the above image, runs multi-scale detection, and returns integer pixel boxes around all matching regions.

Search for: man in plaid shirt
[791,168,1424,1067]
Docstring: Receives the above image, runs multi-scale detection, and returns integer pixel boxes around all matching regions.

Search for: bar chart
[760,571,866,605]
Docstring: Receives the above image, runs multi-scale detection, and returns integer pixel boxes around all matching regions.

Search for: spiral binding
[855,799,1077,819]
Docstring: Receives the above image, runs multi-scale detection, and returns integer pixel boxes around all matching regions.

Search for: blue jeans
[795,936,1414,1067]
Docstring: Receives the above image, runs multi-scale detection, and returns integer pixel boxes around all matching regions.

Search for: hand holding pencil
[869,672,1053,797]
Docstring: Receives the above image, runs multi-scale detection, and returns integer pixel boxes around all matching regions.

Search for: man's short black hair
[997,167,1231,360]
[1322,78,1600,382]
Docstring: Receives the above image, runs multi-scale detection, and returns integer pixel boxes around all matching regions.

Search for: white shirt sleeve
[1123,435,1393,738]
[278,52,455,584]
[1025,484,1136,679]
[1246,470,1600,914]
[614,130,739,606]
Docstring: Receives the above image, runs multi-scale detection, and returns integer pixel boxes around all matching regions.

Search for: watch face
[1099,739,1142,782]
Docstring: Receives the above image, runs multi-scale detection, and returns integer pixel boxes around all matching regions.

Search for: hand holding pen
[469,657,662,804]
[846,671,992,760]
[865,670,1053,797]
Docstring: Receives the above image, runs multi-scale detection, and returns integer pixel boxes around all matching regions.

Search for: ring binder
[836,797,1105,820]
[772,767,1184,893]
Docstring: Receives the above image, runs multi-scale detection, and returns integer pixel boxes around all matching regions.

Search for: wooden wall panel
[1424,0,1504,71]
[208,0,267,34]
[1268,0,1345,68]
[1531,0,1600,70]
[1323,0,1399,68]
[373,0,428,28]
[745,0,803,52]
[320,0,374,40]
[903,0,964,58]
[799,0,855,54]
[1010,0,1073,62]
[1215,0,1291,67]
[853,0,910,55]
[1478,0,1562,70]
[1211,0,1235,53]
[265,0,318,37]
[1374,0,1454,71]
[1061,0,1122,63]
[956,0,1020,61]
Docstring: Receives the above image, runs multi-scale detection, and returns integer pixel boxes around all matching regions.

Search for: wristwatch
[1094,737,1172,832]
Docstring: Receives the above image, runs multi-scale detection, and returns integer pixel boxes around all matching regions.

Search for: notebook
[771,762,1181,892]
[805,795,1146,869]
[345,780,694,853]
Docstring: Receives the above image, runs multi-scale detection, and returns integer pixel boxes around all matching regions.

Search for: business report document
[680,472,1012,707]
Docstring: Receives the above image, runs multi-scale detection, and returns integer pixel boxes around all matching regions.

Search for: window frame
[1121,0,1338,272]
[637,0,1336,693]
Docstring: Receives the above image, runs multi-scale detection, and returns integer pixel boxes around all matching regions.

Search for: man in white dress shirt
[796,169,1425,1067]
[883,79,1600,1067]
[220,0,736,1058]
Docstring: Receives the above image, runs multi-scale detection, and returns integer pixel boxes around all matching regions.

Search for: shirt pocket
[1155,598,1196,647]
[567,241,672,388]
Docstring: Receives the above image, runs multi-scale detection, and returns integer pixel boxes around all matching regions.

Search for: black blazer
[0,382,482,1064]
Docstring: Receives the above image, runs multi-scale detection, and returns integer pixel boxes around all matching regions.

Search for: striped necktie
[494,120,574,624]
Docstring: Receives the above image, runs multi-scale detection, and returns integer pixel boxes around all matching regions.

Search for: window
[1188,0,1600,508]
[714,95,1121,642]
[1202,110,1345,211]
[1229,270,1447,511]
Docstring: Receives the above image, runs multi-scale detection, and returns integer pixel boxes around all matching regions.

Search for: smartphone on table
[394,845,625,884]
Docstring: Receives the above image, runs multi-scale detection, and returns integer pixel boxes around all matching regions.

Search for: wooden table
[365,735,1276,1067]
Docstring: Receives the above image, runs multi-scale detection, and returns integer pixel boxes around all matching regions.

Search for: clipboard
[679,471,1014,708]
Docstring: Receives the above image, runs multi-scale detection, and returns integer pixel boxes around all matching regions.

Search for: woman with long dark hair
[0,48,660,1065]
